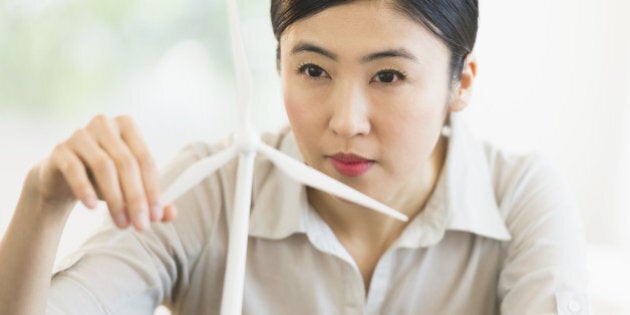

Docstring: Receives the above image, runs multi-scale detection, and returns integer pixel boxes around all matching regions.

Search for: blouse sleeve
[496,154,590,315]
[46,142,225,315]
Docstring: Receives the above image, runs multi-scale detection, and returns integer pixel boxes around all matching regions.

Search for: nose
[328,81,371,138]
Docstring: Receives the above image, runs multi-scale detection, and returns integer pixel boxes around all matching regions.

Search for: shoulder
[481,143,575,221]
[480,142,587,266]
[480,145,589,312]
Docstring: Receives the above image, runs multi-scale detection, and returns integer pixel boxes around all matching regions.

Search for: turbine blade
[257,143,408,222]
[227,0,253,130]
[162,145,238,204]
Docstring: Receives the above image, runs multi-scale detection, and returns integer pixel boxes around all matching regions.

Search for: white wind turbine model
[160,1,409,314]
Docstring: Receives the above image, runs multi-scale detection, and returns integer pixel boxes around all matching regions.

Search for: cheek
[379,92,447,167]
[387,88,446,133]
[283,77,332,134]
[283,86,326,162]
[283,88,313,133]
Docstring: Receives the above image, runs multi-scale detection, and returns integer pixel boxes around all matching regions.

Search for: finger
[67,129,129,229]
[52,144,98,209]
[89,117,150,231]
[116,115,163,222]
[161,205,178,222]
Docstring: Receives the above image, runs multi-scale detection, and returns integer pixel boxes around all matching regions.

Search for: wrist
[17,168,75,225]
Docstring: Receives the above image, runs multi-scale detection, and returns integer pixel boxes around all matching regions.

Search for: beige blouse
[47,114,590,314]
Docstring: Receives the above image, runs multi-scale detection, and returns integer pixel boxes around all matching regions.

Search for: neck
[308,135,448,248]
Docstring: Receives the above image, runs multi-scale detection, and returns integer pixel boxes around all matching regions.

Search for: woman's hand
[33,114,176,231]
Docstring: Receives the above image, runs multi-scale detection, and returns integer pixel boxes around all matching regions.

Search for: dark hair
[270,0,478,83]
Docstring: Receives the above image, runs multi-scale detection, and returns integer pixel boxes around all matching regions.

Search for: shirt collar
[248,114,511,244]
[442,113,511,241]
[394,113,511,248]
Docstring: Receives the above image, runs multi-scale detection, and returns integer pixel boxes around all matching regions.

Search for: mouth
[328,153,375,177]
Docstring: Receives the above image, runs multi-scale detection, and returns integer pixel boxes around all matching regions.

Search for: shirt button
[567,299,582,313]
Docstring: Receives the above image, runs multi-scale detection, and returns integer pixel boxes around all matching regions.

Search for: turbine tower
[160,1,409,314]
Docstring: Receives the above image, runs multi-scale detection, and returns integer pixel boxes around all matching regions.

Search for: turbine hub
[234,128,259,154]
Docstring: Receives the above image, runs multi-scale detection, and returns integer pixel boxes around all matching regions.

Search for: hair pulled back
[270,0,478,83]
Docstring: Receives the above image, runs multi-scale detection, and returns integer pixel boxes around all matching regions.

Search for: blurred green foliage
[0,0,263,112]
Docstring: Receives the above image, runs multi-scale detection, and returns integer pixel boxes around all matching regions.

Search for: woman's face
[279,1,461,204]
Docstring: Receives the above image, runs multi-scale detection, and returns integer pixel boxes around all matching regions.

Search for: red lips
[329,153,374,177]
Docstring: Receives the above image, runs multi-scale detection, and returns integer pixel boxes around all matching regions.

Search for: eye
[297,63,328,79]
[372,69,406,84]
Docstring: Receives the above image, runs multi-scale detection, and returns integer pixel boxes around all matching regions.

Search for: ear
[449,54,477,112]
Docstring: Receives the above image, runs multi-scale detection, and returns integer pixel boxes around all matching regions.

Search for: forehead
[279,0,449,62]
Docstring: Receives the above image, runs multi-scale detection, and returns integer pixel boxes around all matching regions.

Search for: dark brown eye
[305,65,324,77]
[297,63,327,78]
[372,70,406,84]
[378,72,396,83]
[377,72,395,83]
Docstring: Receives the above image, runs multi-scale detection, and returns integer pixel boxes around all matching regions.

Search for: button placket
[343,261,365,315]
[365,249,394,315]
[555,291,587,315]
[567,299,582,313]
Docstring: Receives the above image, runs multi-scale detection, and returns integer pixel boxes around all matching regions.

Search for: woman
[0,0,589,314]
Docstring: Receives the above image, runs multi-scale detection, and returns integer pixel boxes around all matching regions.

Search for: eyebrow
[361,49,417,63]
[291,42,338,60]
[290,41,418,63]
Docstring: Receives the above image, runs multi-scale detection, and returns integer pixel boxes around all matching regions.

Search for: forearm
[0,174,74,315]
[0,115,169,314]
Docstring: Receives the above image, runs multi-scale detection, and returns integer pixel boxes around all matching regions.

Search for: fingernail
[169,205,178,218]
[85,197,98,209]
[114,213,128,228]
